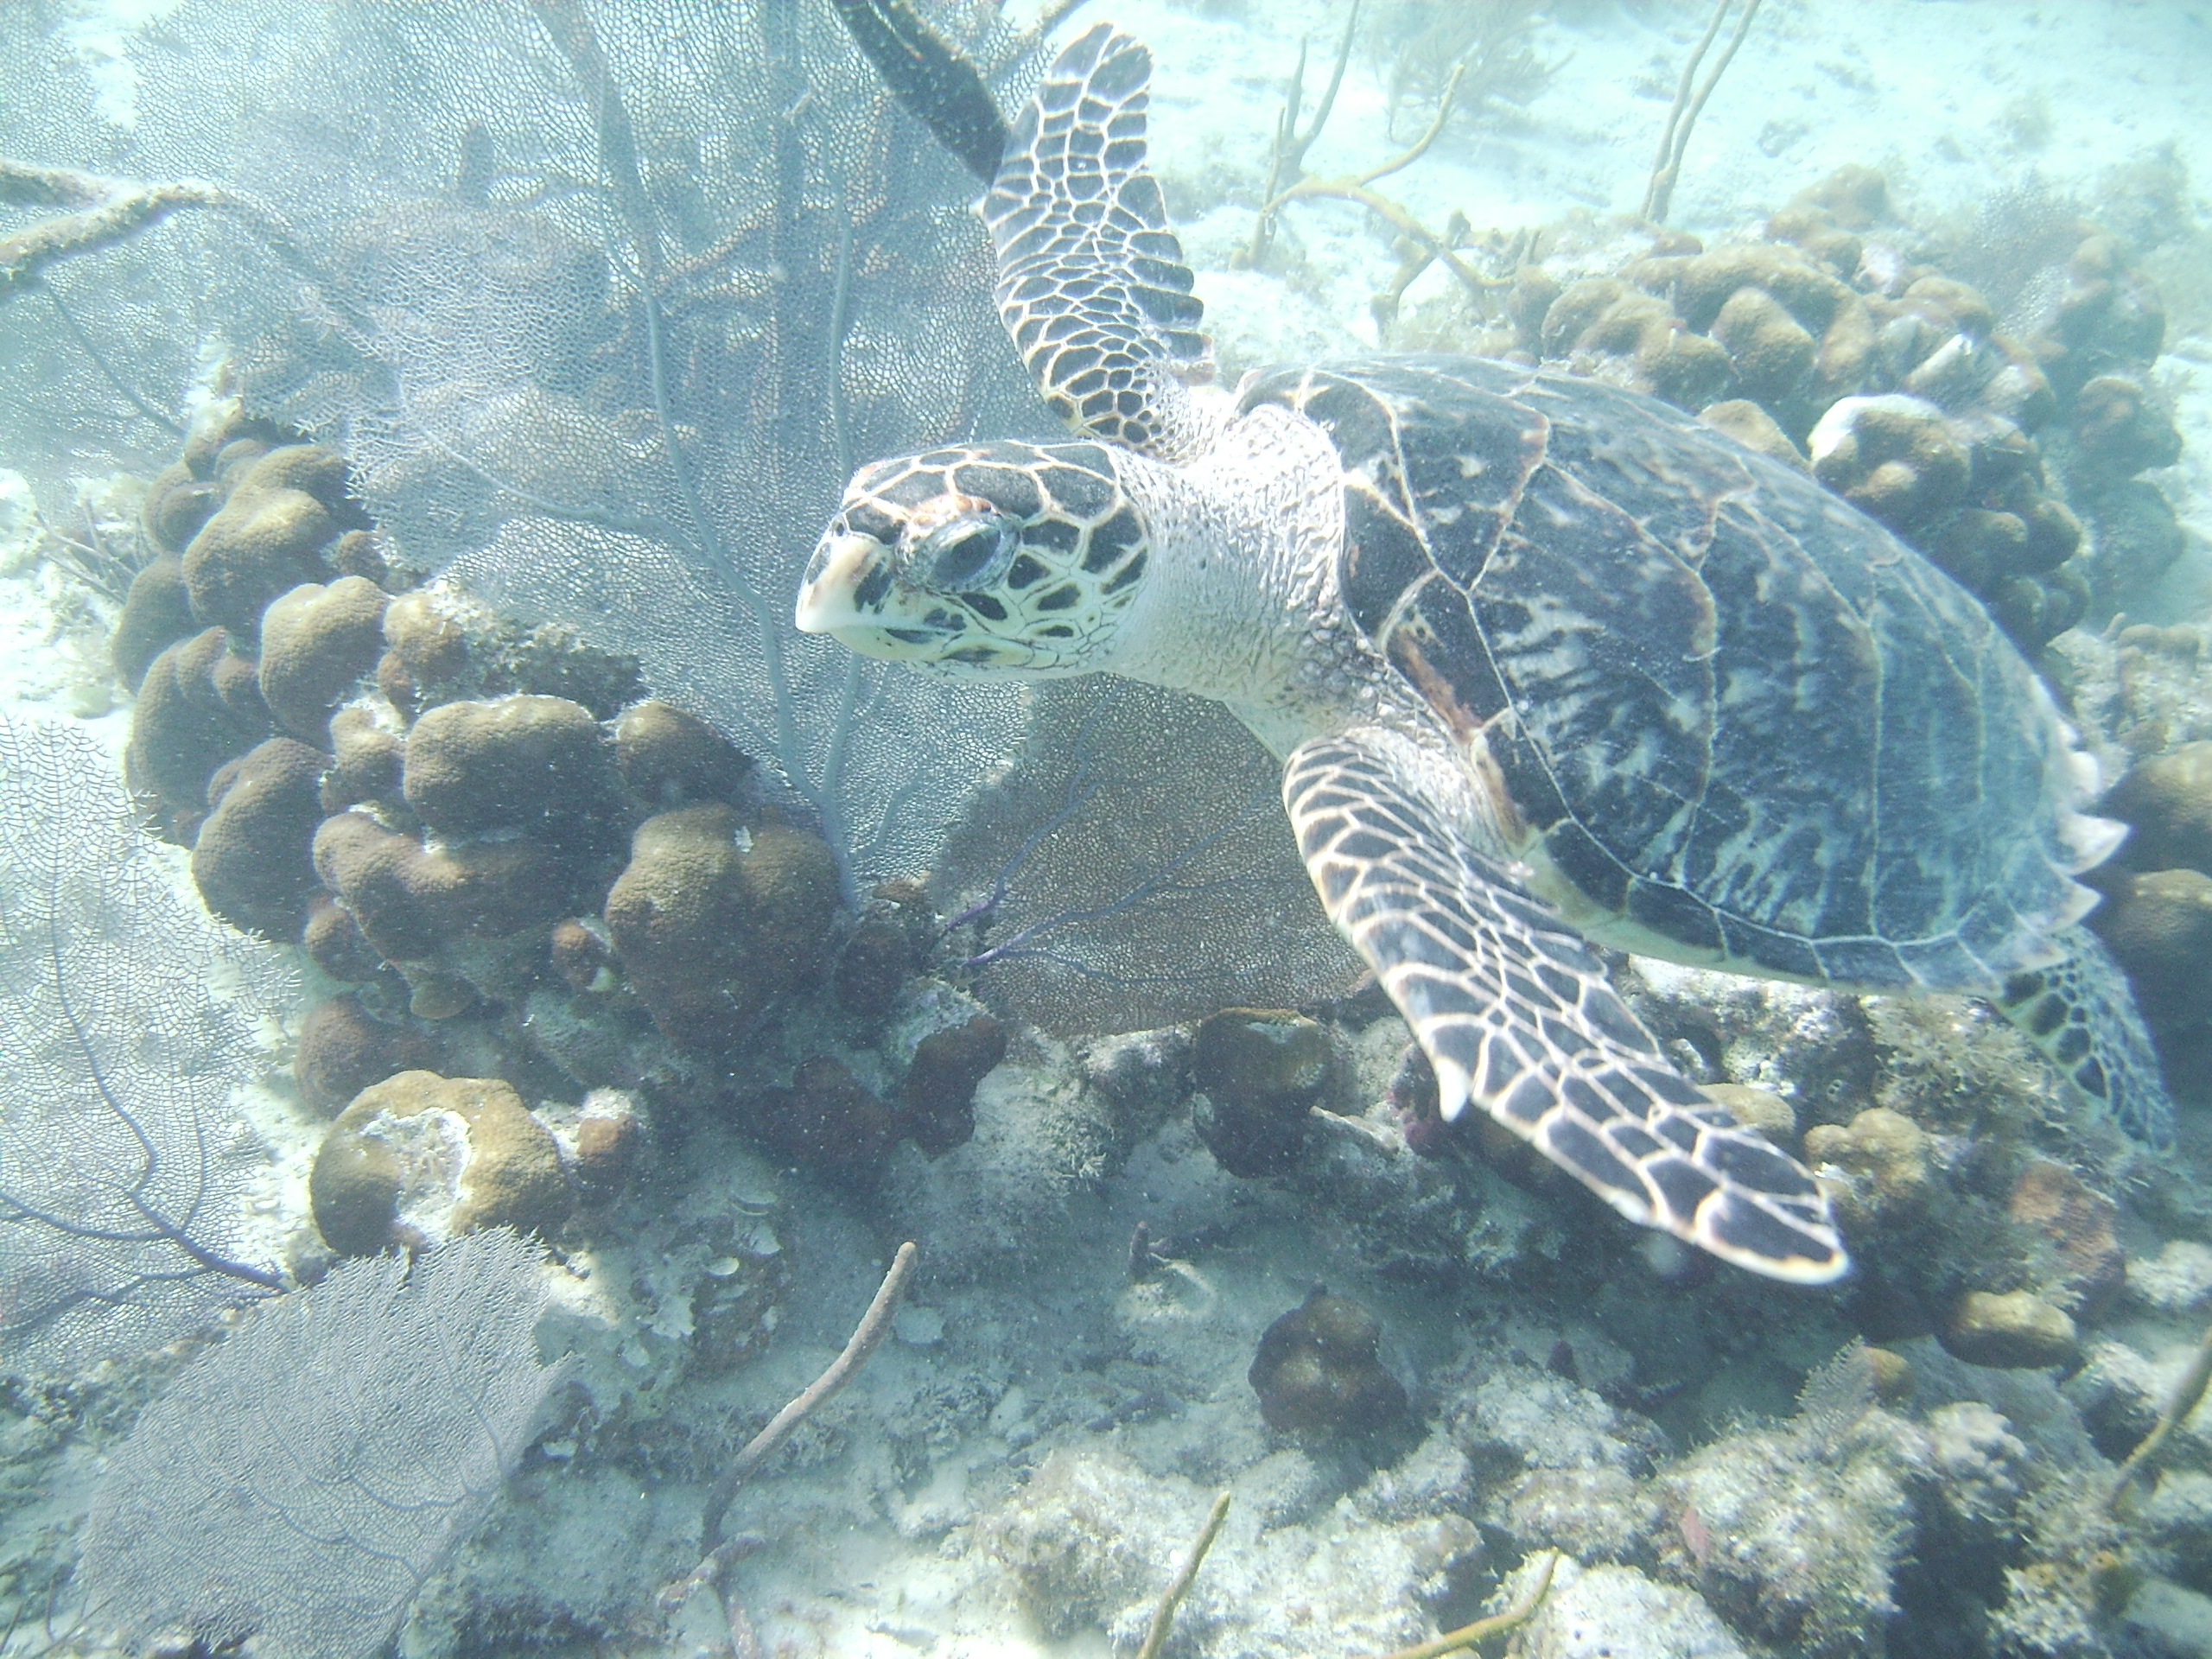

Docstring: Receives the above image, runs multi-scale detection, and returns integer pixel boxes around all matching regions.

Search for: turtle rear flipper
[984,24,1215,461]
[1997,935,2176,1148]
[1284,727,1848,1286]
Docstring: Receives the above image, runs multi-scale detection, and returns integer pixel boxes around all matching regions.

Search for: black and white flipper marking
[1285,727,1847,1284]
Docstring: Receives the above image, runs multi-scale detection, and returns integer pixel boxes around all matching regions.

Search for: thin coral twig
[1640,0,1764,224]
[1135,1490,1231,1659]
[1363,1550,1560,1659]
[2109,1320,2212,1512]
[1244,55,1506,313]
[1237,1,1361,272]
[696,1240,918,1548]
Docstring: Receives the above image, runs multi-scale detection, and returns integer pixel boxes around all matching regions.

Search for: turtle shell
[1240,355,2092,991]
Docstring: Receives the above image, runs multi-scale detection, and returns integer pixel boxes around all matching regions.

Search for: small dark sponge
[1192,1007,1332,1179]
[752,1056,900,1179]
[898,1014,1007,1155]
[1249,1287,1408,1440]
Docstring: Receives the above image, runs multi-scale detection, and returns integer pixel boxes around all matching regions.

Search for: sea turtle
[797,23,2171,1283]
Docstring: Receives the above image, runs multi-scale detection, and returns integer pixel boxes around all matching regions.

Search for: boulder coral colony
[1,2,2211,1656]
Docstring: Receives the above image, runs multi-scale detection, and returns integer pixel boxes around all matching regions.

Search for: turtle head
[796,439,1151,678]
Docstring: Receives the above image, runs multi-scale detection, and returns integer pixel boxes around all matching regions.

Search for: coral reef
[1384,159,2189,653]
[14,14,2212,1659]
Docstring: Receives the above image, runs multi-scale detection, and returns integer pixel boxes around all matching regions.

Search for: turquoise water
[2,3,2211,1655]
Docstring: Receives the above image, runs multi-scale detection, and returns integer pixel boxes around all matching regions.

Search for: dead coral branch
[1640,0,1764,225]
[1135,1489,1232,1659]
[1235,33,1510,332]
[1365,1548,1560,1659]
[2108,1319,2212,1514]
[0,159,328,302]
[1237,0,1361,274]
[696,1238,919,1548]
[0,162,227,300]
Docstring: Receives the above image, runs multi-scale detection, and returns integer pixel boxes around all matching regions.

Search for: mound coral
[601,805,841,1052]
[127,626,273,830]
[402,693,620,842]
[1397,163,2178,653]
[314,808,582,965]
[188,735,327,937]
[180,442,371,639]
[1941,1290,2079,1371]
[294,991,441,1115]
[257,575,390,741]
[611,696,751,810]
[309,1070,571,1255]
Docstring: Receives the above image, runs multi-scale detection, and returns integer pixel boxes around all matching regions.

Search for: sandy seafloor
[6,3,2212,1658]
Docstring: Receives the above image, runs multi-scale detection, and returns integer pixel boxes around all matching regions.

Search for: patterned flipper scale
[983,24,1214,460]
[1996,930,2176,1148]
[1286,728,1848,1285]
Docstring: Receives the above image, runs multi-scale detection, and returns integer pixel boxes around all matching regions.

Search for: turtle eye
[913,512,1020,593]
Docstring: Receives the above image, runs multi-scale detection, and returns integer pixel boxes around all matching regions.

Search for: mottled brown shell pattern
[1246,355,2093,997]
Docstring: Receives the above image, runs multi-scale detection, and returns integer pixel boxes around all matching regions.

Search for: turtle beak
[796,533,889,637]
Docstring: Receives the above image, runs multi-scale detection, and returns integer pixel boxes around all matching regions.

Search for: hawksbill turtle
[797,22,2171,1283]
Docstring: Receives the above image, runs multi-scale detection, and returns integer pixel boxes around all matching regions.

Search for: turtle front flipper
[984,25,1215,461]
[1284,727,1848,1285]
[1996,931,2176,1148]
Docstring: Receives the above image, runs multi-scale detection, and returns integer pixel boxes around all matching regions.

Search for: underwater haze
[3,1,2212,1655]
